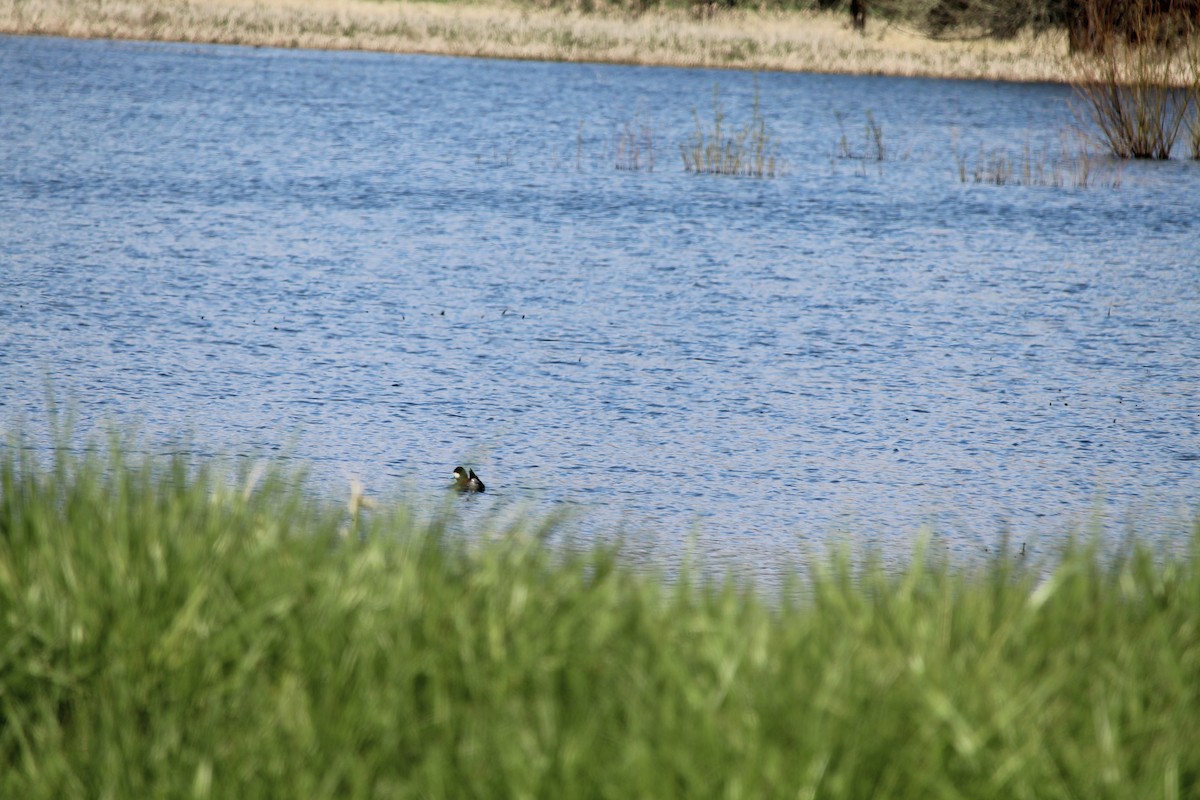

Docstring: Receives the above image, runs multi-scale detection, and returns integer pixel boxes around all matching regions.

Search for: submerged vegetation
[2,438,1200,797]
[594,87,1126,189]
[951,130,1123,187]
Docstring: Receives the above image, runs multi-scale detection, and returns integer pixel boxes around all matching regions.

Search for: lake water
[2,34,1198,581]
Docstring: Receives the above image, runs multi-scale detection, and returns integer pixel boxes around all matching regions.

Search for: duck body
[452,466,485,493]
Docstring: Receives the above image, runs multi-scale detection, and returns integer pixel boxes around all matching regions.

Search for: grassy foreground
[2,441,1199,798]
[0,0,1073,82]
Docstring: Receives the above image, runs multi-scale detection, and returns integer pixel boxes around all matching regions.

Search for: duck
[452,466,485,493]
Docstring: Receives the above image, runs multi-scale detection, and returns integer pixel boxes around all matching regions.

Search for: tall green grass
[2,439,1199,798]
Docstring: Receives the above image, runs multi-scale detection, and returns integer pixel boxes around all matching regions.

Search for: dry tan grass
[1,0,1073,82]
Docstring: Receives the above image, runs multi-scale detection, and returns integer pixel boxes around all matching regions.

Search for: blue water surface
[2,35,1198,581]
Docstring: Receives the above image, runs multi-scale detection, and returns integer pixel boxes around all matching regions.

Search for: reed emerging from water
[615,113,656,171]
[3,433,1200,797]
[951,131,1123,188]
[836,109,887,161]
[680,81,783,177]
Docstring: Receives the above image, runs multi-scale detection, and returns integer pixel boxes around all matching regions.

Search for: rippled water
[2,35,1198,580]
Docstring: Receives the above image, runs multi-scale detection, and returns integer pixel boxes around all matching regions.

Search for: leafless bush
[1071,2,1195,158]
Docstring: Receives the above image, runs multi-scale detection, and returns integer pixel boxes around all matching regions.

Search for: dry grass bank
[1,0,1073,82]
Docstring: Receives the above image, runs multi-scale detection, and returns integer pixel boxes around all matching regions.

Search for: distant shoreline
[1,0,1074,83]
